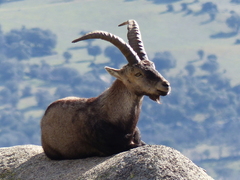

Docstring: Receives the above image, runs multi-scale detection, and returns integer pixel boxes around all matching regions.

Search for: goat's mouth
[149,95,161,104]
[148,90,168,104]
[157,90,169,96]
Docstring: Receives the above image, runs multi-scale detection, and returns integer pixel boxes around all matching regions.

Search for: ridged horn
[118,20,149,61]
[72,31,140,65]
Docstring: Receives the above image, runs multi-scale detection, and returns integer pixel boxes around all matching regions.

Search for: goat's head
[72,20,171,103]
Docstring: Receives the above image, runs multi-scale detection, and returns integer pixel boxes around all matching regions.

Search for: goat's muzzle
[149,81,171,104]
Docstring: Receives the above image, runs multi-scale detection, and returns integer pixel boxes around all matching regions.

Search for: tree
[200,54,219,73]
[27,61,51,80]
[147,0,181,4]
[185,63,195,76]
[5,80,19,93]
[23,27,57,57]
[87,45,101,61]
[39,60,51,80]
[35,90,53,108]
[210,11,240,39]
[0,60,25,81]
[166,4,174,12]
[51,66,79,84]
[152,51,176,72]
[232,84,240,94]
[197,50,204,60]
[79,30,95,45]
[21,86,32,98]
[226,11,240,32]
[54,85,72,99]
[234,39,240,44]
[180,3,188,12]
[160,4,174,14]
[104,46,125,67]
[198,2,218,15]
[194,2,218,24]
[0,0,22,4]
[4,26,57,60]
[5,40,31,60]
[28,64,40,78]
[63,51,72,63]
[0,26,5,55]
[203,149,210,159]
[206,73,231,90]
[0,88,11,105]
[231,0,240,4]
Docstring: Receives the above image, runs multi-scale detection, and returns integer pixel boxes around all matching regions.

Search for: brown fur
[41,61,170,160]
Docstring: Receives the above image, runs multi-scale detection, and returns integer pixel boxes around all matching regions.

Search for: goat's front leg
[133,126,146,146]
[127,127,146,149]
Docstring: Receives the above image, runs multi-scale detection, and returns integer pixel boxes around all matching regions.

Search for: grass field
[0,0,240,131]
[0,0,239,85]
[1,0,239,122]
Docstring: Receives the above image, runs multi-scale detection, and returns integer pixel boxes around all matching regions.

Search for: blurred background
[0,0,240,179]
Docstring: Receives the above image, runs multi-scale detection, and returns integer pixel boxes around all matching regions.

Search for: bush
[51,66,79,84]
[4,26,57,60]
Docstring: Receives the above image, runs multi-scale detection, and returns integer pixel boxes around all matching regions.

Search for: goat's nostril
[162,81,170,88]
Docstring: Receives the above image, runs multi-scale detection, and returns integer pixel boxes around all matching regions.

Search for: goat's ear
[105,66,122,80]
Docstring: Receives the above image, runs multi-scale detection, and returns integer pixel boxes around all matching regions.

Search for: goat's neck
[98,79,143,130]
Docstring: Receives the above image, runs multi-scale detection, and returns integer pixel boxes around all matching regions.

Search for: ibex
[41,20,171,160]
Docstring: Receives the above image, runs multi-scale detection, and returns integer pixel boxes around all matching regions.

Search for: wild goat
[41,20,171,160]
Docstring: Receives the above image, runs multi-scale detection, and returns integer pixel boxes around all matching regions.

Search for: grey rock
[0,144,214,180]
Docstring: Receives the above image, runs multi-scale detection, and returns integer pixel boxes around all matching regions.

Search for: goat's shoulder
[44,96,94,116]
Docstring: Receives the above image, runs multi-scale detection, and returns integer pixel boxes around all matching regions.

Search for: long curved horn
[72,31,140,65]
[118,20,149,61]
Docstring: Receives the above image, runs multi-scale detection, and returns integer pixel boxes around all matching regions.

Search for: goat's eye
[135,72,142,77]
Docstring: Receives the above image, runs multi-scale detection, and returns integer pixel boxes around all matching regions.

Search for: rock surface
[0,144,214,180]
